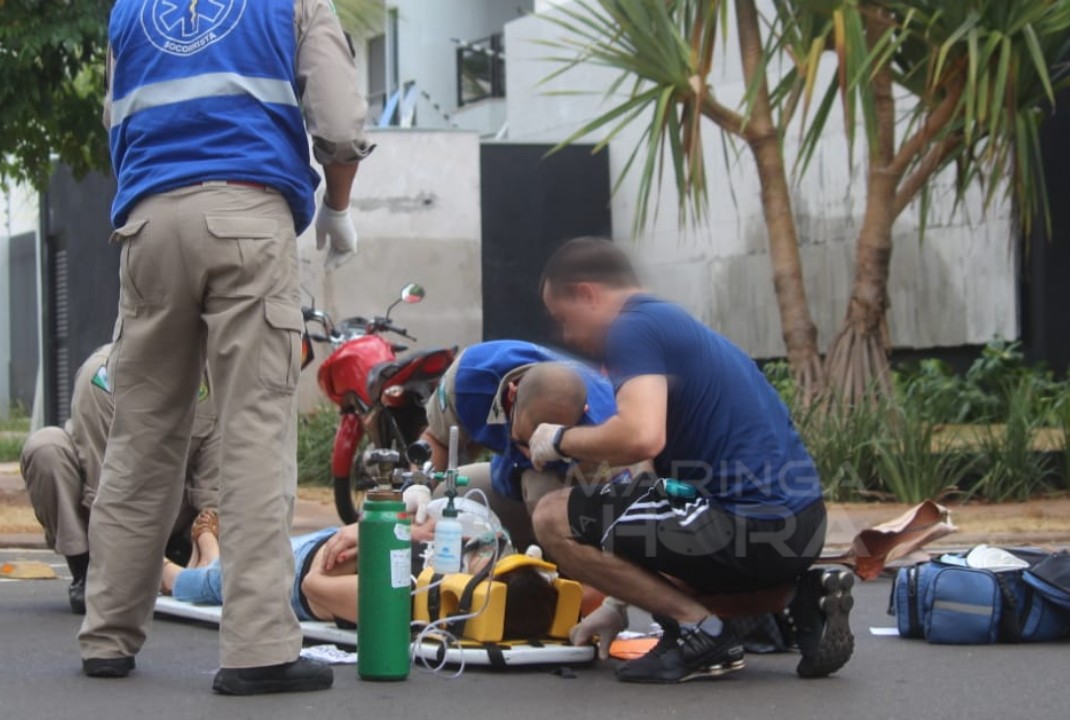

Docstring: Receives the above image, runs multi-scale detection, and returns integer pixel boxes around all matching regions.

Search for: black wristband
[552,426,570,458]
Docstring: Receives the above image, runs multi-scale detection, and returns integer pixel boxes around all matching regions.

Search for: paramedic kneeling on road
[419,341,618,549]
[20,344,219,615]
[529,238,853,684]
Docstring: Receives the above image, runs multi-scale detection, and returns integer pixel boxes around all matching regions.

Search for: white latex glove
[402,485,432,525]
[569,598,629,661]
[315,200,358,273]
[529,423,567,471]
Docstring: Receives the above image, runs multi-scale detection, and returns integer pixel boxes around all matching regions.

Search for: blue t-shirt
[605,295,820,517]
[450,341,617,500]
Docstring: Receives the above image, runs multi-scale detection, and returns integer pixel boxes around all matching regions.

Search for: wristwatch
[552,426,571,460]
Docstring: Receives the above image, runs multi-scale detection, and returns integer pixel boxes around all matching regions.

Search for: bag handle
[995,572,1024,644]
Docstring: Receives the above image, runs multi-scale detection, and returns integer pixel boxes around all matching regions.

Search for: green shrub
[895,358,995,424]
[0,403,31,434]
[872,407,975,504]
[0,436,23,463]
[969,380,1056,502]
[296,405,339,486]
[795,399,886,502]
[762,360,796,408]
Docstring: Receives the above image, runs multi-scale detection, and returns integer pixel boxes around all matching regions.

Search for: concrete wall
[295,128,483,411]
[503,2,1018,358]
[0,184,40,418]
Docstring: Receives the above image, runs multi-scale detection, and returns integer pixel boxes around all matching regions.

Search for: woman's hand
[410,517,437,545]
[321,524,359,571]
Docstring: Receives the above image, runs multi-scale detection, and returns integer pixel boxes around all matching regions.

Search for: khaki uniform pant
[79,185,303,668]
[437,463,565,551]
[20,426,213,559]
[21,427,90,557]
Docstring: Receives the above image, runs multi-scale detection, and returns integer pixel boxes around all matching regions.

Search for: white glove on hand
[529,423,567,471]
[315,200,358,273]
[402,485,433,525]
[569,598,629,661]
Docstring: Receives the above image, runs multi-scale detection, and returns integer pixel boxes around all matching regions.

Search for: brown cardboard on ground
[0,561,57,580]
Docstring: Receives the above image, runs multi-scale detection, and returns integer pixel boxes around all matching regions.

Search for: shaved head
[512,363,588,444]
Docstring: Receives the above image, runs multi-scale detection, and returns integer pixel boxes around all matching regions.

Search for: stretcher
[154,595,596,667]
[155,596,356,646]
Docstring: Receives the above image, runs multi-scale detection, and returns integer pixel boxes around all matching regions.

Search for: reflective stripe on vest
[110,72,299,129]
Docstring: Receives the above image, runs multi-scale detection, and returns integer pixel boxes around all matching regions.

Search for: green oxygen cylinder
[357,491,412,681]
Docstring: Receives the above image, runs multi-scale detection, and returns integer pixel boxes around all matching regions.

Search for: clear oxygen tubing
[409,486,500,679]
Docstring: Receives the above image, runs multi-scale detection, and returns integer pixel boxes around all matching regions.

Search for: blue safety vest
[107,0,319,231]
[449,341,618,499]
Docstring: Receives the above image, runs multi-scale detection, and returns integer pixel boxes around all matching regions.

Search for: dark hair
[500,567,559,640]
[540,237,640,296]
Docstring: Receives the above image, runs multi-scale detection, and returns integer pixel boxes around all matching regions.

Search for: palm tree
[544,0,1070,407]
[541,0,827,402]
[782,0,1070,404]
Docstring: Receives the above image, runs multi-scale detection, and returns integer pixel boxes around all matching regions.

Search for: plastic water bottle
[357,491,411,681]
[432,502,463,573]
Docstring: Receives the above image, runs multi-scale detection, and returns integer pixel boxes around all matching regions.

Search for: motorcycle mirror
[406,440,433,467]
[400,283,425,305]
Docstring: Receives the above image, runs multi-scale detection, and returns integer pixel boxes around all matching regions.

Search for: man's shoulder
[460,340,559,365]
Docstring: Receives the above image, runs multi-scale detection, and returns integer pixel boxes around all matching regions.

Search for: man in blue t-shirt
[528,238,853,684]
[420,340,619,549]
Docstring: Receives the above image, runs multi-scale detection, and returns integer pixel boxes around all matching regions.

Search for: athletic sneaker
[790,568,855,678]
[616,616,744,684]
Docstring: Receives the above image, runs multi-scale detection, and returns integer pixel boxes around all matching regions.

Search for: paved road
[1,548,1066,720]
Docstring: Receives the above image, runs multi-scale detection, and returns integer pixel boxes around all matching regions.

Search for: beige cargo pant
[79,185,303,668]
[21,418,220,560]
[20,427,90,557]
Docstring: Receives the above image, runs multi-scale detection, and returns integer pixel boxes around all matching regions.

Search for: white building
[2,0,1035,419]
[363,0,1017,359]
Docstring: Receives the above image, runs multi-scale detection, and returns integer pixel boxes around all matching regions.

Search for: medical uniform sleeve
[294,0,374,165]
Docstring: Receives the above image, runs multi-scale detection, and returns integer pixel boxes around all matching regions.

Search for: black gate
[40,166,119,425]
[7,232,39,412]
[480,143,612,346]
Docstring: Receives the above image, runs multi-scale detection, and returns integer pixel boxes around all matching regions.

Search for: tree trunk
[734,0,825,403]
[824,13,897,405]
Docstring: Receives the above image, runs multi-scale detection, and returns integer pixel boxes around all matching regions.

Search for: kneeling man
[529,238,852,683]
[419,341,618,549]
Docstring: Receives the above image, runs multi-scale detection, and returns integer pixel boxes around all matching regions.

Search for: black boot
[213,658,334,696]
[83,656,136,678]
[66,554,89,615]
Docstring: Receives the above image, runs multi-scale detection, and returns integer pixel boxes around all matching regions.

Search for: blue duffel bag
[892,548,1070,645]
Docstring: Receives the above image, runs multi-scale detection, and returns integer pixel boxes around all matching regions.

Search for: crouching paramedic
[419,341,618,550]
[81,0,372,694]
[20,345,219,615]
[529,238,853,684]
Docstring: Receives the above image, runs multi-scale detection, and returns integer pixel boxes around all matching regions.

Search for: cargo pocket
[205,216,280,289]
[261,299,304,394]
[110,219,150,307]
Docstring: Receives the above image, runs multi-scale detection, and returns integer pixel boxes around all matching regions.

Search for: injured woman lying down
[161,494,560,639]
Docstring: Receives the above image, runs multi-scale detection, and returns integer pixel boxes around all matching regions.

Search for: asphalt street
[1,547,1066,720]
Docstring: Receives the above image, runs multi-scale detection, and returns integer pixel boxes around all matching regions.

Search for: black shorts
[567,477,827,595]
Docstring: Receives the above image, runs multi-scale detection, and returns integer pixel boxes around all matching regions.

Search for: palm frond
[539,0,732,232]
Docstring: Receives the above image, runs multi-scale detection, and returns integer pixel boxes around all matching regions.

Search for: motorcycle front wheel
[333,408,413,524]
